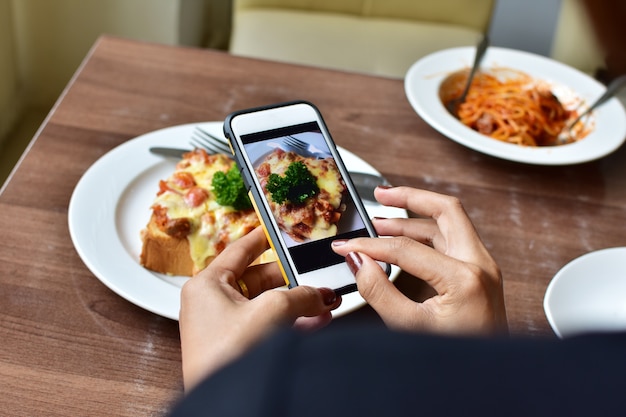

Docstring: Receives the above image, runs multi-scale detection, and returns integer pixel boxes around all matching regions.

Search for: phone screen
[240,121,370,274]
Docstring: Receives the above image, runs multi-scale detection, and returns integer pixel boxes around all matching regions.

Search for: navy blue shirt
[170,326,626,417]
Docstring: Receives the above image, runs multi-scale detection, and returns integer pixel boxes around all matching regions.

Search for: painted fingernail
[331,239,348,247]
[319,287,337,305]
[346,251,363,275]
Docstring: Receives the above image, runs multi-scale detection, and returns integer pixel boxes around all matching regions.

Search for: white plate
[544,247,626,338]
[404,47,626,165]
[68,122,407,320]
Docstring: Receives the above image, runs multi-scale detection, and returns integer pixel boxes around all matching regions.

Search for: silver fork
[445,34,489,117]
[283,135,331,159]
[149,126,392,201]
[558,74,626,143]
[568,74,626,130]
[190,127,232,156]
[191,128,331,160]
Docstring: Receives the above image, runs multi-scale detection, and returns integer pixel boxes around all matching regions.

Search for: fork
[190,127,232,156]
[149,126,390,201]
[445,35,489,117]
[190,129,332,160]
[283,135,331,159]
[568,74,626,131]
[557,74,626,143]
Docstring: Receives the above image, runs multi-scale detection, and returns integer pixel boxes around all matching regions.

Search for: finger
[256,285,342,324]
[196,226,269,284]
[374,186,488,261]
[347,251,428,330]
[374,186,457,216]
[373,217,446,251]
[293,312,333,331]
[333,236,462,294]
[237,261,286,298]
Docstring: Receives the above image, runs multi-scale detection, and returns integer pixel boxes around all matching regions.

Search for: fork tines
[283,135,309,153]
[190,127,232,155]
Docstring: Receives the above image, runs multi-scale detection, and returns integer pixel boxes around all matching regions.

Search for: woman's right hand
[179,227,342,390]
[332,186,508,335]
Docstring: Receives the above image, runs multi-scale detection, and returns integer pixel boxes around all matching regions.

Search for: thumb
[259,285,341,323]
[289,287,341,331]
[346,252,418,329]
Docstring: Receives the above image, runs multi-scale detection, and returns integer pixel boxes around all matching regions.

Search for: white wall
[489,0,562,56]
[10,0,207,109]
[0,0,21,141]
[489,0,603,74]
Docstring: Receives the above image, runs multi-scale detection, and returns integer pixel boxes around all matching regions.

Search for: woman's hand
[179,227,342,390]
[332,186,508,335]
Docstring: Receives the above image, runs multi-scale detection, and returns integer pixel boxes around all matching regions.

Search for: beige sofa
[230,0,496,78]
[230,0,605,79]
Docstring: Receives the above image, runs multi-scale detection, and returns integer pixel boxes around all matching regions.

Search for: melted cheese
[152,151,259,272]
[306,158,344,209]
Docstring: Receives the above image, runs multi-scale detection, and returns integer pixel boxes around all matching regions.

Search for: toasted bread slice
[140,213,205,276]
[140,212,276,276]
[139,150,274,277]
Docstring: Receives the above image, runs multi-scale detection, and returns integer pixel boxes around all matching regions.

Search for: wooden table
[1,35,625,416]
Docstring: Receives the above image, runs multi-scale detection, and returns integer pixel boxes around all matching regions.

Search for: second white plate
[544,247,626,338]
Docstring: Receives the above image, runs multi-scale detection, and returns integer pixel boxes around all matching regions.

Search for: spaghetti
[440,69,587,146]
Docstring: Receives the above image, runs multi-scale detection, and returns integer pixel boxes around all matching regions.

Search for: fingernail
[372,216,387,221]
[319,287,337,305]
[346,252,363,275]
[376,185,393,190]
[331,239,348,247]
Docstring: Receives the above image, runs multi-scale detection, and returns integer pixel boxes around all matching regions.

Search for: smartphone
[224,100,390,295]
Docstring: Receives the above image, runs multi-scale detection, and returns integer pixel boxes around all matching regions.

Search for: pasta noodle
[440,69,587,146]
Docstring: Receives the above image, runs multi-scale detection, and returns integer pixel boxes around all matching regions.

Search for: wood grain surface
[1,35,625,416]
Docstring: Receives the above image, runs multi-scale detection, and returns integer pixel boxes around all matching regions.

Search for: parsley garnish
[266,161,319,205]
[212,165,252,210]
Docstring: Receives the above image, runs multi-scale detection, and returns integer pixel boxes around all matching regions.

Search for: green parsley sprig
[211,165,252,210]
[266,161,319,205]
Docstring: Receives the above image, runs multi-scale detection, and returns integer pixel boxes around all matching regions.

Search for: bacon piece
[172,171,196,189]
[476,113,496,135]
[163,218,191,238]
[153,206,191,238]
[257,162,271,178]
[184,186,209,207]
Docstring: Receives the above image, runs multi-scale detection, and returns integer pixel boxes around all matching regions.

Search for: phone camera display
[242,122,369,273]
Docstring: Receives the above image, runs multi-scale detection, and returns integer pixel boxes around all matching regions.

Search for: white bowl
[404,47,626,165]
[544,247,626,338]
